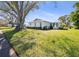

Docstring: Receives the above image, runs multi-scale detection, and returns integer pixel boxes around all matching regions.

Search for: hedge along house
[28,19,60,29]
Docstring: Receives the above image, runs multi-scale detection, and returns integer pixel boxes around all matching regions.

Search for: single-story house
[28,19,61,29]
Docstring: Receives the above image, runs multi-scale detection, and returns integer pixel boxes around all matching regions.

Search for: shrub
[43,26,48,30]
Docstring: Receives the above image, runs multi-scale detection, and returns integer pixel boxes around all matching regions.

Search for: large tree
[69,2,79,29]
[58,15,71,29]
[0,1,39,31]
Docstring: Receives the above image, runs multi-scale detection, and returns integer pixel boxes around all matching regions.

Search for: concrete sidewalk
[0,30,17,57]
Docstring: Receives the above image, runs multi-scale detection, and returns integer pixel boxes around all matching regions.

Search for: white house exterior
[28,19,60,29]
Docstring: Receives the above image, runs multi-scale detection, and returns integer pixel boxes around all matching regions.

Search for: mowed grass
[0,27,14,32]
[5,29,79,57]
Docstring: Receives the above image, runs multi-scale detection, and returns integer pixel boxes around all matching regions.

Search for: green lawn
[4,28,79,57]
[0,27,14,32]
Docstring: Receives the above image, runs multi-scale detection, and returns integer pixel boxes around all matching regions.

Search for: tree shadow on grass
[4,29,36,57]
[3,30,19,56]
[4,30,17,41]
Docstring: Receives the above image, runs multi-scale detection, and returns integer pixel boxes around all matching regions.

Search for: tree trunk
[14,23,22,32]
[14,19,25,32]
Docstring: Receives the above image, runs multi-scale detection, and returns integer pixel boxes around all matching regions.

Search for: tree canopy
[69,2,79,28]
[0,1,39,31]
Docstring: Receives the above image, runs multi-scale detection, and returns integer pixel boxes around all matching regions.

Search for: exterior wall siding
[35,22,41,27]
[41,22,50,29]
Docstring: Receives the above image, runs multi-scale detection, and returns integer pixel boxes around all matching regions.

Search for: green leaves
[74,2,79,10]
[69,2,79,29]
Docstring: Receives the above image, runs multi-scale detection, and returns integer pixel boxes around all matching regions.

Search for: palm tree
[0,1,39,31]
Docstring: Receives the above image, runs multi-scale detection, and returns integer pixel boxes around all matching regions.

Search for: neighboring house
[0,19,15,27]
[0,20,9,27]
[28,19,60,29]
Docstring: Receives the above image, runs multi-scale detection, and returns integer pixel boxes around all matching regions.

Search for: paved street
[0,30,17,57]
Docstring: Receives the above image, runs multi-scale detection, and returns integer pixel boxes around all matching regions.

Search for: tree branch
[5,1,17,15]
[0,8,17,18]
[23,1,38,19]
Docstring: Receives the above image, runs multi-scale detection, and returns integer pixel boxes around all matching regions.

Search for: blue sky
[25,1,78,24]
